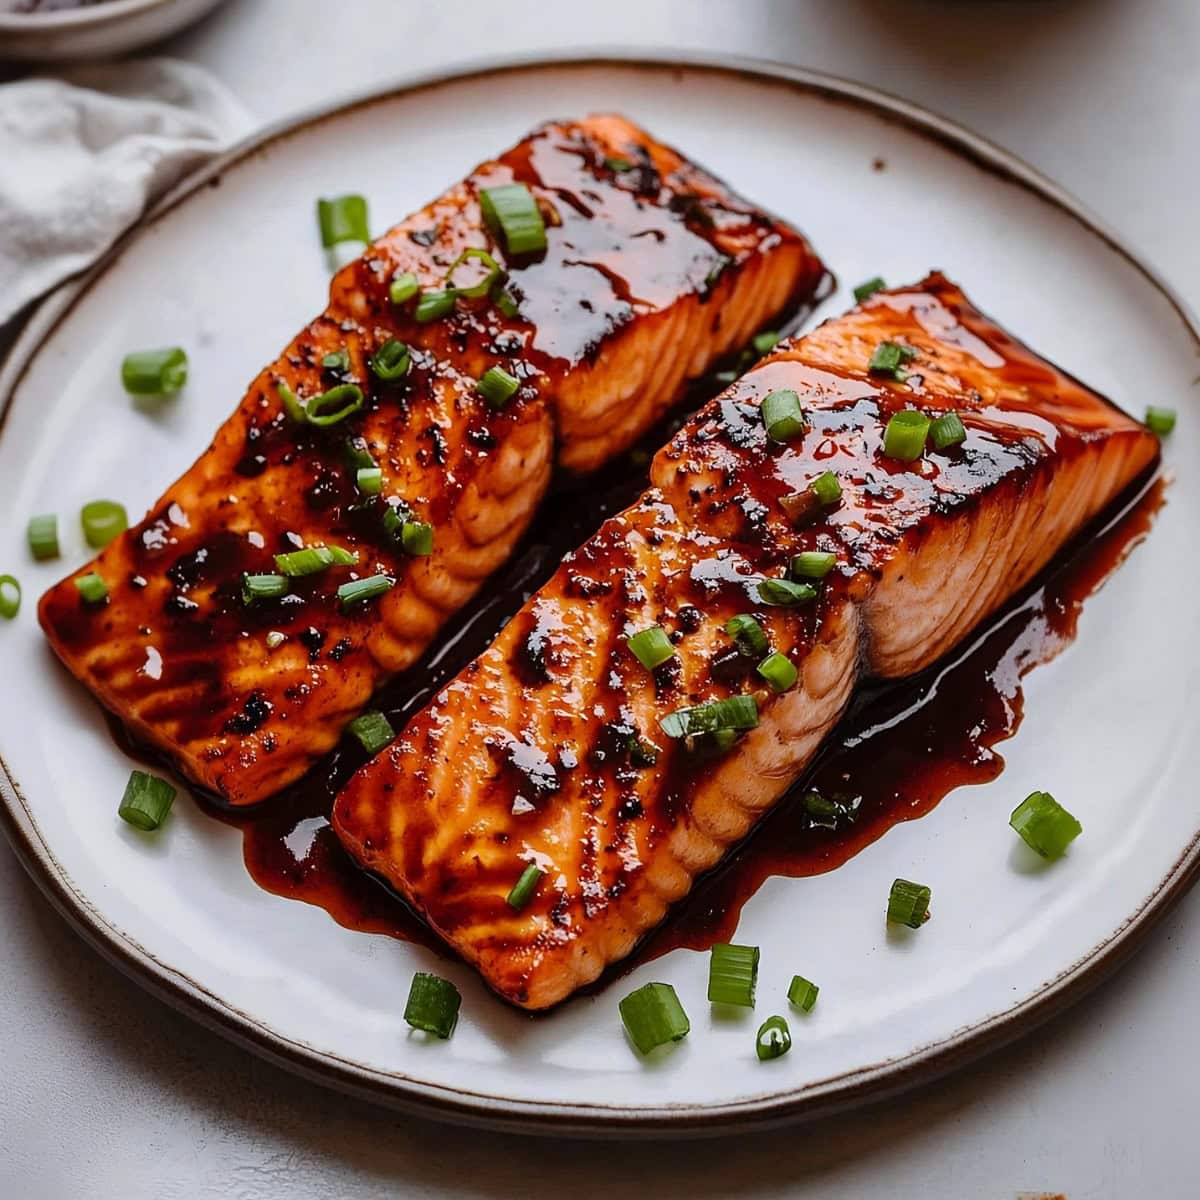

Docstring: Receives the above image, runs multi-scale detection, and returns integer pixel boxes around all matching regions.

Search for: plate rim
[2,48,1198,1138]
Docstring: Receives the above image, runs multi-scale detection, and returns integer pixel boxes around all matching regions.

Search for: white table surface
[3,2,1198,1196]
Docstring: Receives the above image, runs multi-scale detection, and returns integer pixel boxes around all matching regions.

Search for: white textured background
[3,1,1198,1196]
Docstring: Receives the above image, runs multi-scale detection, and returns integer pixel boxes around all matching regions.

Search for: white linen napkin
[0,57,252,325]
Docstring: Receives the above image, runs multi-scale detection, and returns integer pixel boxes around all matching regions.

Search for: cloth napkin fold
[0,57,252,326]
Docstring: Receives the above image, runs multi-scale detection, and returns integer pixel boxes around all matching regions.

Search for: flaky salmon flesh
[38,115,825,806]
[332,273,1160,1010]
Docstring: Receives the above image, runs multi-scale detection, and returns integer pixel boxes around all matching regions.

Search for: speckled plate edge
[1,49,1198,1139]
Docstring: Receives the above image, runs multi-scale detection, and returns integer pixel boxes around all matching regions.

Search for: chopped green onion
[478,365,521,410]
[787,975,819,1012]
[660,694,758,739]
[337,573,394,609]
[790,551,836,579]
[305,384,364,427]
[1010,790,1082,860]
[492,283,520,318]
[415,289,456,323]
[81,499,128,549]
[757,651,797,692]
[273,545,358,576]
[356,467,383,495]
[506,863,544,911]
[347,710,394,755]
[882,409,931,462]
[626,625,675,671]
[327,239,367,270]
[278,381,307,423]
[242,573,289,604]
[811,471,842,507]
[1145,405,1177,436]
[403,972,461,1039]
[929,411,967,450]
[369,338,410,382]
[444,246,503,299]
[121,347,188,397]
[619,982,690,1055]
[74,572,107,605]
[344,436,376,472]
[869,341,917,380]
[117,769,176,831]
[708,942,759,1007]
[725,613,769,658]
[317,194,369,248]
[27,514,59,561]
[761,389,805,443]
[605,155,633,172]
[0,575,20,619]
[752,330,781,357]
[887,878,932,928]
[853,276,886,303]
[479,182,547,256]
[627,734,660,767]
[757,578,817,606]
[401,521,433,557]
[756,1015,792,1061]
[388,271,420,305]
[321,349,350,374]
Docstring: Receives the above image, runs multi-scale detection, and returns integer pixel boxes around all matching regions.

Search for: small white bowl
[0,0,227,61]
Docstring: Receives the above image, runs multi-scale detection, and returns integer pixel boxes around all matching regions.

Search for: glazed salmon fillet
[38,115,825,806]
[333,273,1160,1009]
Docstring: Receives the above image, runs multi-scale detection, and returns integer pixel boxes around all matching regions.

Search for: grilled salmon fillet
[38,115,825,806]
[332,273,1160,1009]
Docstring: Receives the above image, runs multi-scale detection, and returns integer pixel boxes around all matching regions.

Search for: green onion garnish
[305,384,364,427]
[278,381,307,423]
[322,349,350,374]
[1010,790,1082,860]
[790,551,836,579]
[317,194,369,248]
[853,276,886,303]
[708,942,760,1007]
[757,578,817,607]
[869,341,917,380]
[356,467,383,495]
[811,471,842,507]
[242,572,289,604]
[444,246,503,299]
[479,182,547,256]
[660,694,758,739]
[337,574,394,609]
[887,878,932,928]
[761,389,805,443]
[506,863,544,911]
[619,982,690,1055]
[492,284,520,318]
[725,613,769,658]
[1145,405,1177,436]
[74,572,107,605]
[401,521,433,557]
[0,575,20,619]
[403,972,461,1039]
[752,330,781,357]
[478,365,521,410]
[369,338,410,382]
[756,1015,792,1061]
[757,651,797,693]
[117,769,176,831]
[415,289,456,323]
[121,347,188,397]
[81,499,127,549]
[344,436,376,472]
[626,625,675,671]
[787,975,819,1012]
[388,271,419,306]
[882,410,931,462]
[347,710,394,755]
[27,514,59,561]
[605,155,633,172]
[273,545,358,576]
[929,411,967,450]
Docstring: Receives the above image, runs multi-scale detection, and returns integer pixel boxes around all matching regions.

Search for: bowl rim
[0,0,173,33]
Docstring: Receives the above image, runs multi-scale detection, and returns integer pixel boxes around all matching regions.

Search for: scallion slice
[415,289,456,323]
[1010,790,1082,860]
[660,694,758,739]
[757,578,816,607]
[444,246,503,299]
[478,365,521,410]
[121,347,188,397]
[752,330,781,357]
[322,349,350,374]
[74,572,107,605]
[757,651,797,692]
[787,974,819,1013]
[273,545,358,576]
[337,573,394,609]
[388,271,420,306]
[626,625,675,671]
[356,467,383,495]
[929,411,967,450]
[479,182,547,256]
[0,575,20,619]
[1145,405,1177,436]
[882,410,931,462]
[27,514,59,561]
[492,283,520,318]
[117,769,176,831]
[756,1015,792,1061]
[811,471,842,507]
[619,982,690,1055]
[725,613,769,658]
[81,500,128,549]
[347,710,394,755]
[344,436,376,472]
[790,551,836,579]
[506,863,544,911]
[401,521,433,557]
[404,972,461,1039]
[317,194,369,248]
[242,572,289,604]
[605,155,633,172]
[869,341,917,380]
[853,276,886,303]
[369,338,410,382]
[305,384,364,427]
[278,381,307,423]
[887,878,932,928]
[761,389,805,443]
[708,942,760,1007]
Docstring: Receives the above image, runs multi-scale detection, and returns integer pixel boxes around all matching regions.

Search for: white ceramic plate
[2,54,1197,1136]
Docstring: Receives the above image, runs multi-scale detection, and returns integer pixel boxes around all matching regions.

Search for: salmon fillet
[38,115,825,806]
[332,273,1160,1009]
